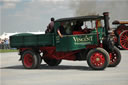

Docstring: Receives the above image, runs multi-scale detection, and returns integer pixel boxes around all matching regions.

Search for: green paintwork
[91,27,105,40]
[56,33,98,52]
[10,27,104,52]
[10,32,99,52]
[10,33,55,48]
[10,15,106,52]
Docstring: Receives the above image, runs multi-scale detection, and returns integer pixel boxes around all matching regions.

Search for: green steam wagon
[10,12,121,70]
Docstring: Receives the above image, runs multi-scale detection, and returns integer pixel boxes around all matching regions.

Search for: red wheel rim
[109,52,118,65]
[90,52,105,67]
[120,30,128,50]
[24,53,33,68]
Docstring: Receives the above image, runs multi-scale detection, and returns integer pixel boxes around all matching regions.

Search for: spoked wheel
[87,48,110,70]
[119,30,128,50]
[108,46,121,67]
[44,58,62,66]
[22,50,41,69]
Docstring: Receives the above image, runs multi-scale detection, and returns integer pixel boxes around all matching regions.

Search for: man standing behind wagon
[45,17,55,33]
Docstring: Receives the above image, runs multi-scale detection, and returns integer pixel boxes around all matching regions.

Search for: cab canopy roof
[55,15,104,22]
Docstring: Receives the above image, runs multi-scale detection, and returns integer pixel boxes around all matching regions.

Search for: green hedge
[0,49,18,53]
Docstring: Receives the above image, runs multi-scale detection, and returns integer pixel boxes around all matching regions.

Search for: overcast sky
[0,0,128,35]
[0,0,74,35]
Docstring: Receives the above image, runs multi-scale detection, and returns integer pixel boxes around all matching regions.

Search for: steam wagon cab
[10,12,121,70]
[112,20,128,50]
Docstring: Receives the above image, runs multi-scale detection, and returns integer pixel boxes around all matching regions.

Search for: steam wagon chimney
[103,12,110,36]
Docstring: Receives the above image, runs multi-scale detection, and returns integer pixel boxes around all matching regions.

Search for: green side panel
[91,27,105,40]
[10,36,24,47]
[10,33,55,48]
[56,33,98,52]
[24,35,37,46]
[10,33,34,47]
[38,33,55,46]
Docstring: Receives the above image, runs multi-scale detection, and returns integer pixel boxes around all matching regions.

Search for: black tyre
[40,58,43,64]
[87,48,110,70]
[37,54,42,64]
[21,50,41,69]
[44,58,62,66]
[36,53,41,68]
[108,46,121,67]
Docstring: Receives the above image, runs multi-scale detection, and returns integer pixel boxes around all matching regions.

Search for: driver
[57,22,66,38]
[73,21,83,31]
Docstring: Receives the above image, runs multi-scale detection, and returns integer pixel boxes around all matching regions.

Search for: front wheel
[108,46,121,67]
[87,48,110,70]
[44,58,62,66]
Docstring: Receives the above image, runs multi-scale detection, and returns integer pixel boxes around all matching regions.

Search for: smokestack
[103,12,110,36]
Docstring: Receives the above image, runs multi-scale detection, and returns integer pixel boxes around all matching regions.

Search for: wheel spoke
[120,30,128,50]
[109,52,118,65]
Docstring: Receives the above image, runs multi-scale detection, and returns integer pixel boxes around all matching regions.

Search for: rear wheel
[44,58,62,66]
[119,30,128,50]
[21,50,41,69]
[87,48,110,70]
[108,46,121,67]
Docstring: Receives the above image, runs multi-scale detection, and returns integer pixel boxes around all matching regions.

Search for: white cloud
[0,0,66,8]
[2,2,16,8]
[0,0,21,2]
[30,0,65,3]
[36,0,64,1]
[0,0,21,9]
[1,0,73,34]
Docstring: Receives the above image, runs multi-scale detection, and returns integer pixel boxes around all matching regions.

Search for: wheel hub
[96,58,100,61]
[90,52,105,67]
[24,54,33,67]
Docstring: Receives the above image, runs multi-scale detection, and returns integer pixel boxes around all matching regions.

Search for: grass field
[0,49,18,53]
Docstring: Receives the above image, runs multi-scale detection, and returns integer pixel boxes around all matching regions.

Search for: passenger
[45,17,55,33]
[57,22,66,38]
[73,21,83,31]
[83,24,88,33]
[64,22,72,35]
